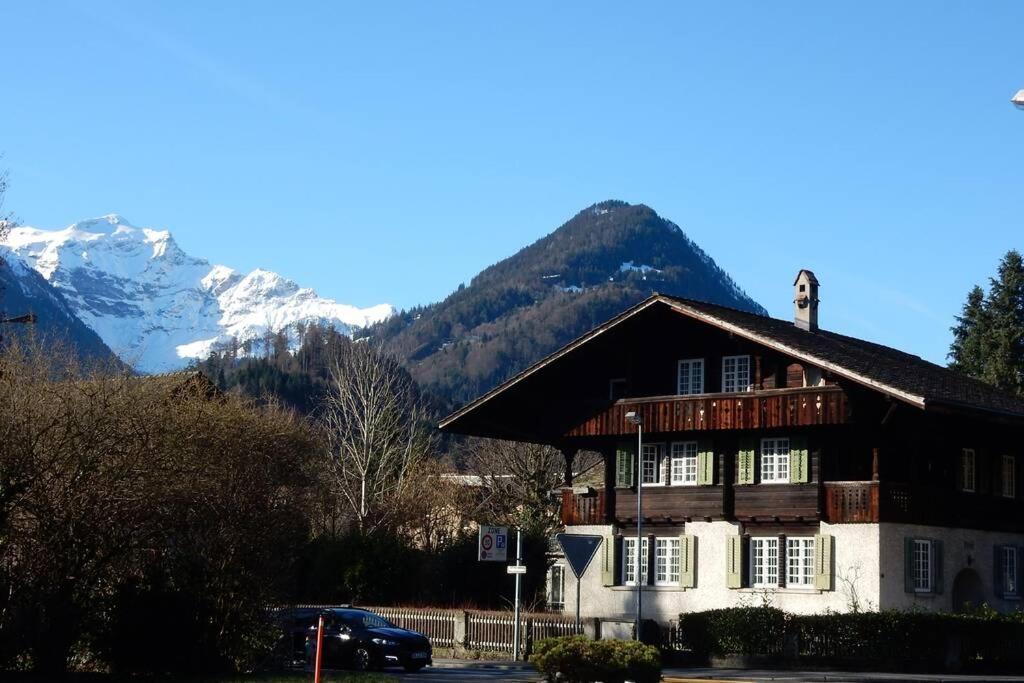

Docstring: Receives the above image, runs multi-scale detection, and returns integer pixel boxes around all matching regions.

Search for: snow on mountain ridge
[3,216,394,373]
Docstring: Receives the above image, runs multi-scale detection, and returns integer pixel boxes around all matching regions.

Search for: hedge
[676,607,1024,672]
[531,635,661,683]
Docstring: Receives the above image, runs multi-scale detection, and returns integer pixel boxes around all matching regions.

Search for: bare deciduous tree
[319,341,435,535]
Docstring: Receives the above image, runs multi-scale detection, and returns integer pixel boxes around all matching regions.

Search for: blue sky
[3,1,1022,364]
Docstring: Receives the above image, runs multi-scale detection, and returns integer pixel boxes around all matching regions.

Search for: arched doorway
[952,568,985,613]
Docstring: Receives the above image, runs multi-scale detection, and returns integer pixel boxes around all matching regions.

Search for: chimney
[793,269,819,332]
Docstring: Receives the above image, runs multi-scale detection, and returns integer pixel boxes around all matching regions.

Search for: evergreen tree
[948,250,1024,396]
[983,250,1024,395]
[949,285,987,377]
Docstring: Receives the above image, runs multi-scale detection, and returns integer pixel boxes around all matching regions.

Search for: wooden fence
[293,604,581,656]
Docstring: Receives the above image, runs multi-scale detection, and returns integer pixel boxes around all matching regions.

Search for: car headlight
[371,637,399,647]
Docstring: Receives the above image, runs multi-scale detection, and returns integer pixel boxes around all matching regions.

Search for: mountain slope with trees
[362,200,766,408]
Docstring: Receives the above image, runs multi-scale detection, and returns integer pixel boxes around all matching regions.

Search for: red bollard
[314,614,325,683]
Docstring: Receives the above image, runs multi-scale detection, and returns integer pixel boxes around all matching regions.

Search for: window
[548,564,565,609]
[760,438,790,483]
[786,537,816,587]
[623,537,650,586]
[961,449,976,492]
[670,441,698,485]
[1003,456,1016,499]
[677,358,704,395]
[751,537,779,587]
[722,355,751,393]
[1002,546,1018,597]
[912,539,933,592]
[609,378,627,401]
[640,443,664,486]
[655,538,681,585]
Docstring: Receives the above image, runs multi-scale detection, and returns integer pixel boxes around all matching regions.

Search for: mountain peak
[70,214,137,233]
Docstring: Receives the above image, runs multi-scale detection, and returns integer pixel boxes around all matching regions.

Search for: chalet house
[440,271,1024,624]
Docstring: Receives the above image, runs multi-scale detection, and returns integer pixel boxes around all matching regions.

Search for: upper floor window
[1003,455,1016,499]
[609,378,627,401]
[912,539,933,592]
[623,536,649,586]
[786,537,816,587]
[677,358,704,395]
[750,537,779,587]
[760,437,791,483]
[722,355,751,393]
[640,443,664,486]
[961,449,976,492]
[655,537,681,585]
[670,441,698,485]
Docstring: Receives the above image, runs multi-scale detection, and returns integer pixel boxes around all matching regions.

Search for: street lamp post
[625,410,643,641]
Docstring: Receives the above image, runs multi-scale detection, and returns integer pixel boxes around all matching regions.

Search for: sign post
[511,527,522,661]
[555,533,604,632]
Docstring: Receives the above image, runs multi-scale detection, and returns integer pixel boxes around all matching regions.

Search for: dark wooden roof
[440,295,1024,434]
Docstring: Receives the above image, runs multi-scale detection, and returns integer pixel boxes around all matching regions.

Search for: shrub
[532,635,660,683]
[677,606,787,658]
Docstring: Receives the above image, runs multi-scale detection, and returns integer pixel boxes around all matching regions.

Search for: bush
[676,606,1024,672]
[532,635,660,683]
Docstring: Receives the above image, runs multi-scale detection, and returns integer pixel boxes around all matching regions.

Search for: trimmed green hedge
[531,635,661,683]
[676,607,1024,671]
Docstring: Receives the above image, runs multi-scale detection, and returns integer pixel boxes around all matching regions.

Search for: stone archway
[952,568,985,613]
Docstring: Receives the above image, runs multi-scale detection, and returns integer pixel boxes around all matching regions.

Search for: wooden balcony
[615,485,726,523]
[824,481,879,523]
[560,488,606,526]
[565,386,848,437]
[733,483,820,521]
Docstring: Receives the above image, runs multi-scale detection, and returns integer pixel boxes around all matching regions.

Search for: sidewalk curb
[433,657,537,671]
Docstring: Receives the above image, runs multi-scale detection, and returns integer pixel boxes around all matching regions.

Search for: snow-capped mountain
[3,215,394,373]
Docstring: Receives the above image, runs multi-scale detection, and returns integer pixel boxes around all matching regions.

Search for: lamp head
[625,411,641,426]
[1013,89,1024,110]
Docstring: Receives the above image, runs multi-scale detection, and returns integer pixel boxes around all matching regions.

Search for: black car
[304,608,433,672]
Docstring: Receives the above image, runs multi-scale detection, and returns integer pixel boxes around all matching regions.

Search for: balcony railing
[560,488,606,526]
[823,481,879,523]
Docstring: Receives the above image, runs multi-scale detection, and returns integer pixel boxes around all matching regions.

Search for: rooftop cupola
[793,269,819,332]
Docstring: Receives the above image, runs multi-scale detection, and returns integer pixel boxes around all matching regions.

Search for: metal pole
[512,527,522,661]
[575,572,581,632]
[635,423,643,641]
[314,614,325,683]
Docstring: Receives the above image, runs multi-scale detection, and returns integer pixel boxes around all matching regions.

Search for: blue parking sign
[496,535,506,549]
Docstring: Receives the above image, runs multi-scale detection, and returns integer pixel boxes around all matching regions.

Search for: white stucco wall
[878,523,1024,613]
[562,522,882,625]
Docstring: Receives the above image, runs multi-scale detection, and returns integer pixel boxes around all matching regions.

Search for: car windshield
[338,611,391,629]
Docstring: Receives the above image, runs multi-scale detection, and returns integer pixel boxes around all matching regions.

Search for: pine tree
[949,285,987,377]
[983,250,1024,395]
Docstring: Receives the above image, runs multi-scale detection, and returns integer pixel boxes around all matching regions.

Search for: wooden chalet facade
[441,272,1024,621]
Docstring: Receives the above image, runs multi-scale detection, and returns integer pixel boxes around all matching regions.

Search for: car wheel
[403,662,426,672]
[352,646,374,671]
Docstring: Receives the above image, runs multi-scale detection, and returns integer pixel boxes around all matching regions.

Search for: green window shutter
[790,435,809,483]
[814,534,834,590]
[994,545,1005,598]
[726,534,743,588]
[737,438,756,485]
[615,444,635,487]
[697,440,715,486]
[903,538,915,593]
[601,534,616,586]
[680,534,696,588]
[933,539,944,594]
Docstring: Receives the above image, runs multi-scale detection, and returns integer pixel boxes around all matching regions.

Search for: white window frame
[623,537,650,586]
[750,537,779,588]
[548,564,566,609]
[677,358,704,395]
[655,537,681,586]
[1003,546,1018,597]
[786,537,816,588]
[722,354,751,393]
[670,441,698,486]
[1002,455,1016,499]
[912,539,933,593]
[961,449,976,493]
[760,437,791,484]
[640,443,665,487]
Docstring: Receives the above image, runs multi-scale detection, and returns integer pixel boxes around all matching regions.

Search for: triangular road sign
[556,533,603,579]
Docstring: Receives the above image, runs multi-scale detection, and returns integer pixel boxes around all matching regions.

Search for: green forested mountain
[361,200,766,410]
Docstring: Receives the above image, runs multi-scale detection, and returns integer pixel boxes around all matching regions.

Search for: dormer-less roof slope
[440,295,1024,434]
